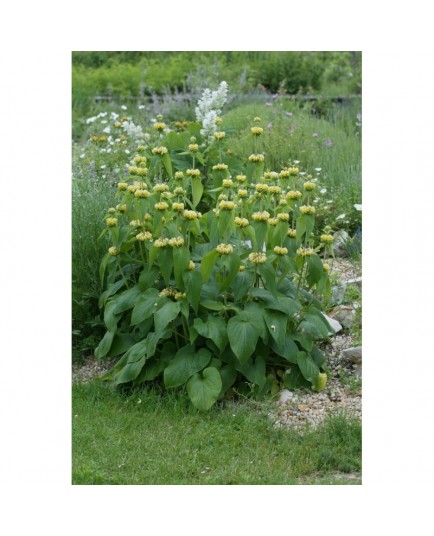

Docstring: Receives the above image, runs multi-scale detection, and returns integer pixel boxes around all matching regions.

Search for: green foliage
[93,109,339,410]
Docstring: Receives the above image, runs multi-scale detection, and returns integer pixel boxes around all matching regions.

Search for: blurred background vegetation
[72,51,361,140]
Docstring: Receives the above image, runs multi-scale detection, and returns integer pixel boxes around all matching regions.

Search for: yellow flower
[239,265,246,272]
[277,213,290,222]
[154,237,170,248]
[129,219,141,228]
[168,237,185,248]
[153,183,169,193]
[183,210,199,220]
[133,156,147,164]
[252,211,270,222]
[222,178,234,188]
[279,197,288,206]
[136,231,153,242]
[279,169,291,178]
[174,171,184,180]
[287,167,299,176]
[286,190,302,200]
[218,200,236,211]
[323,262,330,271]
[268,185,281,194]
[253,116,261,123]
[159,287,176,297]
[188,260,195,271]
[296,247,314,257]
[300,205,316,215]
[153,122,166,131]
[117,182,128,191]
[108,246,119,256]
[116,204,127,213]
[215,116,223,125]
[234,217,249,228]
[249,154,265,162]
[264,171,279,180]
[106,217,118,227]
[237,189,248,198]
[251,126,263,135]
[287,228,297,238]
[321,234,334,243]
[236,175,247,183]
[172,202,185,211]
[128,166,148,176]
[212,163,228,171]
[269,218,278,226]
[175,292,187,300]
[188,143,199,152]
[303,181,316,191]
[134,189,150,198]
[216,243,233,255]
[154,202,169,211]
[248,252,267,264]
[274,246,288,256]
[255,183,269,193]
[173,187,186,195]
[152,146,168,155]
[144,213,152,221]
[186,168,201,178]
[214,131,225,140]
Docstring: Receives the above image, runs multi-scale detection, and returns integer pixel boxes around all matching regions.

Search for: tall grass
[72,154,115,359]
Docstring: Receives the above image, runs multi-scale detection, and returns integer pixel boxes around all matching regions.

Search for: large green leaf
[164,346,211,388]
[263,309,288,348]
[193,316,228,352]
[186,367,222,410]
[154,300,181,333]
[184,269,202,313]
[219,364,238,396]
[283,366,311,389]
[161,153,173,178]
[200,249,219,282]
[191,177,204,208]
[239,355,266,388]
[131,288,160,326]
[297,351,320,383]
[114,332,160,384]
[270,333,298,364]
[306,254,324,287]
[227,315,259,365]
[218,252,240,291]
[233,270,254,301]
[104,300,121,331]
[108,333,136,357]
[173,246,190,288]
[94,330,115,360]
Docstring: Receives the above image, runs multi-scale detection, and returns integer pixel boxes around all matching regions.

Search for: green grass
[72,382,361,485]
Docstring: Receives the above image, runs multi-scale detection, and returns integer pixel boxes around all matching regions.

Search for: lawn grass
[72,381,361,485]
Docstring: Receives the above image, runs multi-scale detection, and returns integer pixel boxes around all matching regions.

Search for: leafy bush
[93,107,338,410]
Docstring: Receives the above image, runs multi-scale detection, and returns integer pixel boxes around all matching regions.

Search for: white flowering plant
[95,109,334,410]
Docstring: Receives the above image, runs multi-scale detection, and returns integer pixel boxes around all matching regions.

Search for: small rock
[278,389,294,404]
[322,313,343,334]
[331,282,347,305]
[342,346,362,364]
[353,364,362,377]
[333,230,350,257]
[347,277,362,289]
[329,305,356,329]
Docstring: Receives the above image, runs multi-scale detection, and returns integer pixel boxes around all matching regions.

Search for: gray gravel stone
[342,346,362,364]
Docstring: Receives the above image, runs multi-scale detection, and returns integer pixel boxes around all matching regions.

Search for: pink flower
[324,139,333,147]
